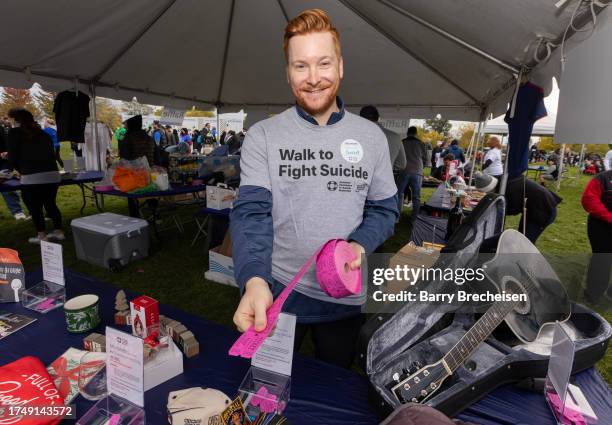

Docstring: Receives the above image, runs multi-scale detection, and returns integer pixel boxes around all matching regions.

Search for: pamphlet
[251,313,296,376]
[41,240,65,286]
[0,310,36,339]
[106,327,144,407]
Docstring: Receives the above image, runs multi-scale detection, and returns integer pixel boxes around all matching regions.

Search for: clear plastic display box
[239,366,291,417]
[76,394,145,425]
[21,281,65,313]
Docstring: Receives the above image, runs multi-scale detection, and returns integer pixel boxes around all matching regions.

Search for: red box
[130,295,159,338]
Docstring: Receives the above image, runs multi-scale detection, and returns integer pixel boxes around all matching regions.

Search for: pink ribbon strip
[251,386,278,413]
[546,391,587,425]
[229,239,362,358]
[35,297,57,311]
[108,414,121,425]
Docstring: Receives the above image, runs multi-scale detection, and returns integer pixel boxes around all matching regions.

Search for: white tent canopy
[484,113,557,136]
[0,0,606,120]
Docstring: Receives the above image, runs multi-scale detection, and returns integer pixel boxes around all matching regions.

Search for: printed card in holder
[106,326,145,408]
[21,241,66,313]
[251,313,296,377]
[237,313,295,418]
[41,240,65,286]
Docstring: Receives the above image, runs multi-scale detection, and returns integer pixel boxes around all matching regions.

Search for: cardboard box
[207,246,236,287]
[130,295,159,338]
[206,183,235,210]
[218,231,232,257]
[384,243,441,295]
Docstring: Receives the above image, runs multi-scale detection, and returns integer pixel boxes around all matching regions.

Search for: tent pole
[90,83,101,171]
[577,144,586,181]
[499,142,510,195]
[476,116,490,173]
[216,106,220,145]
[468,110,487,187]
[556,144,566,191]
[464,121,481,164]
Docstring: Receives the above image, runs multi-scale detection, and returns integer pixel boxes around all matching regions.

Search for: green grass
[1,150,609,383]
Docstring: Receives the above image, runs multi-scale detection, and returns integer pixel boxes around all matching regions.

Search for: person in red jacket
[581,170,612,304]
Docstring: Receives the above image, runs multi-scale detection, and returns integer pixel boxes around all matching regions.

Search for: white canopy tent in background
[484,113,557,137]
[0,0,608,169]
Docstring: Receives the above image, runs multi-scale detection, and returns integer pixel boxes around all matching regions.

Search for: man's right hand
[233,277,273,333]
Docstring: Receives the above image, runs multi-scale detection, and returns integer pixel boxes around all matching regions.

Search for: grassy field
[1,149,609,383]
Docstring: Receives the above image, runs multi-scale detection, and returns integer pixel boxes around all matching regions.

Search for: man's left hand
[349,241,365,271]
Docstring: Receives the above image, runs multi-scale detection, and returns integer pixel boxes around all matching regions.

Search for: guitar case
[358,193,612,418]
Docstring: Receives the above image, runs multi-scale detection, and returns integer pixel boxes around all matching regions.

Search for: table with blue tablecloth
[1,270,610,425]
[0,171,105,214]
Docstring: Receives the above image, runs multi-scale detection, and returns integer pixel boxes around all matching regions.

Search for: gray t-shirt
[240,107,397,304]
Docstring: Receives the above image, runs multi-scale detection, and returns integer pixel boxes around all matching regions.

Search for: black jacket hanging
[53,90,90,143]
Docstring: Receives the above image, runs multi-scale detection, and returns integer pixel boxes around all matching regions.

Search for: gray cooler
[71,213,149,270]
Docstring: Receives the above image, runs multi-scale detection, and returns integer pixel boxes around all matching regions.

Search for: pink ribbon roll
[229,239,362,359]
[316,239,362,298]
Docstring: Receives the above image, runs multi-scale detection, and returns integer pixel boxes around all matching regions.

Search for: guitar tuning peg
[392,372,400,382]
[402,368,409,376]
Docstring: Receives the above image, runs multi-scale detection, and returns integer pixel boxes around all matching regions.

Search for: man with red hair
[230,9,398,367]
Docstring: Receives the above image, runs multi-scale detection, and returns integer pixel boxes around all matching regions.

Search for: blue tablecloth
[1,270,610,425]
[0,171,105,192]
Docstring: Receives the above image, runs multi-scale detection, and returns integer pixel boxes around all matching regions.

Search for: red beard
[294,81,339,117]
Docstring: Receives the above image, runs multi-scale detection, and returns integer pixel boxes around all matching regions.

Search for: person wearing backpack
[151,120,169,166]
[152,120,168,148]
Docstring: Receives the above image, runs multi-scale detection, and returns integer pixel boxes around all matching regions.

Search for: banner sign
[160,108,186,126]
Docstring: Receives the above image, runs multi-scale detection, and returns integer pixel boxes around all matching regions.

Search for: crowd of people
[115,119,247,159]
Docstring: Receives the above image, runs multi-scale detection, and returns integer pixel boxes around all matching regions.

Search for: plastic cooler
[71,213,149,270]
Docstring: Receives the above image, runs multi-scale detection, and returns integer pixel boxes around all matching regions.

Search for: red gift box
[130,295,159,338]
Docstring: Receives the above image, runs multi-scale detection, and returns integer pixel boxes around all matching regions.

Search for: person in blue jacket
[43,118,62,169]
[230,9,398,368]
[442,139,466,165]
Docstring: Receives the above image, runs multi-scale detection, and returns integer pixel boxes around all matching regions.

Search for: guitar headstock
[391,361,449,404]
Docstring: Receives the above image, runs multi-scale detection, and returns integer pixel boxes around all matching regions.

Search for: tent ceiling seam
[93,0,178,83]
[276,0,290,22]
[336,0,482,106]
[377,0,520,74]
[216,0,237,107]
